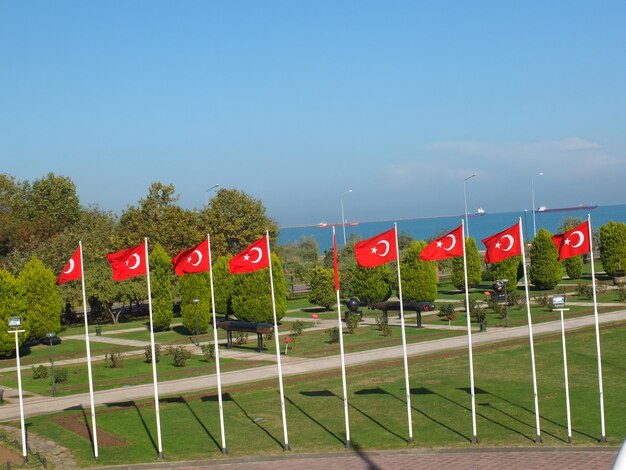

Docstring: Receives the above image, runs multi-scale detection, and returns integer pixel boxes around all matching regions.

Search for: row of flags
[47,218,602,459]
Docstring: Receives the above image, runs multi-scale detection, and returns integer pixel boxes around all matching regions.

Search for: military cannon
[368,301,435,328]
[216,320,274,352]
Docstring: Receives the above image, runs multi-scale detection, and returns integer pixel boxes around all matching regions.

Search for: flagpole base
[221,447,228,454]
[408,437,415,444]
[535,435,543,444]
[471,435,480,444]
[600,435,607,443]
[567,437,572,444]
[283,443,291,452]
[345,440,351,449]
[158,451,165,460]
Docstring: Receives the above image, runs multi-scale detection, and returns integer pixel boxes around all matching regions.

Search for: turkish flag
[354,228,397,268]
[107,242,147,281]
[482,222,522,264]
[172,239,210,276]
[420,225,464,261]
[552,221,591,260]
[229,236,270,274]
[333,228,339,290]
[56,246,83,284]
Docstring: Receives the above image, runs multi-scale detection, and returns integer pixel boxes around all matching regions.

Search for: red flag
[354,228,397,268]
[333,229,339,290]
[482,222,522,264]
[107,242,147,281]
[172,239,210,276]
[552,221,591,260]
[56,246,83,284]
[420,225,464,261]
[229,236,270,274]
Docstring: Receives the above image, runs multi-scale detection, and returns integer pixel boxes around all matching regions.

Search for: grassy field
[15,321,626,467]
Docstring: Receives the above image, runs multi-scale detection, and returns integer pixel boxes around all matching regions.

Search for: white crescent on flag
[128,253,141,270]
[570,230,585,248]
[443,234,456,251]
[249,247,263,263]
[500,234,515,252]
[190,250,203,266]
[63,258,75,274]
[376,240,390,257]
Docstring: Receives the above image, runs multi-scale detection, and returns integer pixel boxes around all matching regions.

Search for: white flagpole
[207,234,227,454]
[394,223,414,443]
[519,218,542,442]
[12,329,27,464]
[587,214,606,441]
[266,231,290,451]
[461,221,478,443]
[558,308,572,443]
[333,227,351,448]
[79,241,99,459]
[145,238,164,458]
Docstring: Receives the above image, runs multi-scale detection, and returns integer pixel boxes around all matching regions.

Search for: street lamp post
[205,184,220,206]
[531,173,544,238]
[340,189,352,245]
[193,299,200,346]
[464,174,477,237]
[46,332,57,397]
[8,316,27,464]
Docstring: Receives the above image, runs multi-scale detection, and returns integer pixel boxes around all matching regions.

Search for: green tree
[150,243,174,330]
[212,256,234,317]
[401,240,437,302]
[0,269,28,357]
[18,257,62,340]
[558,217,585,280]
[529,228,563,290]
[202,189,279,258]
[179,272,211,334]
[308,266,336,309]
[231,254,286,323]
[276,236,320,285]
[599,221,626,277]
[488,256,521,292]
[450,237,481,291]
[0,174,27,259]
[351,264,392,304]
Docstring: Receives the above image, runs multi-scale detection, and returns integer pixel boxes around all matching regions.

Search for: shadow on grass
[180,395,221,451]
[172,325,192,336]
[105,401,157,454]
[79,405,97,459]
[287,393,345,446]
[353,388,409,443]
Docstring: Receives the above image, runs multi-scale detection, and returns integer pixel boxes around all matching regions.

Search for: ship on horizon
[317,221,360,228]
[536,204,598,213]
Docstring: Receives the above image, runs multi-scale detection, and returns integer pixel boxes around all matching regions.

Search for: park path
[0,309,625,422]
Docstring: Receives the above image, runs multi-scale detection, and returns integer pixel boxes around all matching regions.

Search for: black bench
[216,320,274,352]
[368,301,435,328]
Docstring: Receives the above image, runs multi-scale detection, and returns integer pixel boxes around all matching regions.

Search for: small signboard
[552,295,566,308]
[8,316,22,327]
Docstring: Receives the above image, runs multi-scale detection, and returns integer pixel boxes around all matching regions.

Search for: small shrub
[617,286,626,302]
[32,365,48,380]
[53,367,69,384]
[534,295,550,308]
[235,332,249,345]
[144,344,162,364]
[327,327,340,344]
[105,352,125,368]
[437,304,456,321]
[346,312,360,334]
[596,281,608,294]
[264,331,274,342]
[577,282,593,299]
[507,291,524,308]
[201,344,215,362]
[290,320,305,337]
[375,314,392,337]
[171,346,192,367]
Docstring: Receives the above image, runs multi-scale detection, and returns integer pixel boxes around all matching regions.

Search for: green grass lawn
[17,321,626,467]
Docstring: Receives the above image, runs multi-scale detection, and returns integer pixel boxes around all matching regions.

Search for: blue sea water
[278,204,626,253]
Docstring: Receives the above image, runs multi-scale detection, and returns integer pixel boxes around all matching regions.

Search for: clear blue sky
[2,1,625,226]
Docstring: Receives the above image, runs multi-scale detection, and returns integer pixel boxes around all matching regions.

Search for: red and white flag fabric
[482,222,522,264]
[56,246,83,284]
[420,225,464,261]
[172,239,210,276]
[333,228,339,291]
[229,236,270,274]
[354,228,397,268]
[552,221,591,260]
[107,242,147,281]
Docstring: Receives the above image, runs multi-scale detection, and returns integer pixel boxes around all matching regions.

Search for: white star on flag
[495,242,501,249]
[244,254,250,261]
[564,238,571,245]
[371,247,378,254]
[436,241,443,248]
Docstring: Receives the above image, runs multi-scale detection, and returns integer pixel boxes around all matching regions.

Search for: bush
[437,304,456,321]
[307,267,336,309]
[507,291,525,308]
[150,243,174,330]
[375,314,392,337]
[401,241,437,302]
[599,221,626,277]
[170,346,192,367]
[144,344,162,364]
[53,367,69,384]
[451,238,482,291]
[327,327,340,344]
[350,265,392,304]
[234,332,249,345]
[563,256,583,280]
[32,365,48,380]
[201,344,215,362]
[529,228,563,290]
[345,312,360,334]
[105,352,125,368]
[577,282,593,299]
[290,320,305,337]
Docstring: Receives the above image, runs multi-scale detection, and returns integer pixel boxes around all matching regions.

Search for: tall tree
[489,256,521,292]
[202,189,279,257]
[529,228,563,290]
[0,269,28,357]
[558,217,584,280]
[18,257,62,340]
[351,265,392,304]
[450,237,482,291]
[599,221,626,277]
[179,272,211,334]
[212,256,234,317]
[150,243,174,330]
[307,266,336,309]
[401,240,437,302]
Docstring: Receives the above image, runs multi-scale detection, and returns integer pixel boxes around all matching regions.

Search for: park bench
[367,301,435,328]
[216,320,274,352]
